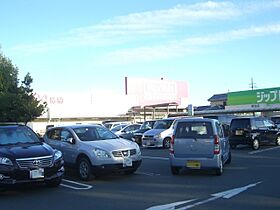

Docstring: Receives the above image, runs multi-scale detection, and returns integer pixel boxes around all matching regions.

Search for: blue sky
[1,0,280,106]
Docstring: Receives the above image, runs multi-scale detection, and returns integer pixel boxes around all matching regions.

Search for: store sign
[125,77,188,106]
[227,87,280,106]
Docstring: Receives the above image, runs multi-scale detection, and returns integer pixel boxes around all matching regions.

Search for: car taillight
[170,135,174,154]
[214,135,220,154]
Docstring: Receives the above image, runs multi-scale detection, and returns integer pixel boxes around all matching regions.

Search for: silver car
[170,118,231,176]
[43,124,142,180]
[142,118,177,148]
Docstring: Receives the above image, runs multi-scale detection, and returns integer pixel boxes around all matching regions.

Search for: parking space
[0,145,279,210]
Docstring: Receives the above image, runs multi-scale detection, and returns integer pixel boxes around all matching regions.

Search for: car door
[216,122,228,161]
[255,119,270,143]
[60,128,78,165]
[263,119,278,143]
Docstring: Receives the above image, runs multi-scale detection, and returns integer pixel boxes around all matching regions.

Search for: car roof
[0,123,25,128]
[176,117,218,123]
[48,124,102,130]
[232,116,267,120]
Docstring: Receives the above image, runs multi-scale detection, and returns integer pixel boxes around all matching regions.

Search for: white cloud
[101,23,280,64]
[11,0,280,54]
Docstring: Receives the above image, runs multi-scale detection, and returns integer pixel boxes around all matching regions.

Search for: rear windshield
[175,122,213,139]
[230,119,250,130]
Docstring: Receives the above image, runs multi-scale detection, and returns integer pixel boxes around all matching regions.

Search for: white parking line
[135,172,161,176]
[142,156,169,161]
[61,179,92,190]
[249,146,280,155]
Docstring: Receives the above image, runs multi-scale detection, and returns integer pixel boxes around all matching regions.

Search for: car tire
[77,157,93,181]
[252,139,260,150]
[275,136,280,146]
[163,138,171,149]
[215,160,223,176]
[46,177,62,188]
[225,150,231,164]
[171,166,180,175]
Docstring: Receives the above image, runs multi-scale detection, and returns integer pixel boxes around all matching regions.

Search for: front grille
[112,149,137,157]
[142,135,154,141]
[16,156,53,169]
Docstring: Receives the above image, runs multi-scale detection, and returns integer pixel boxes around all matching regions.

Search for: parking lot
[1,145,279,210]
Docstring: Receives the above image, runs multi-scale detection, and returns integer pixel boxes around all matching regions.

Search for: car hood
[0,142,54,159]
[84,138,138,151]
[143,129,165,136]
[134,128,150,135]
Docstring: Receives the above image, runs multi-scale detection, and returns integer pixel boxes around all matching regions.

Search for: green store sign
[227,87,280,106]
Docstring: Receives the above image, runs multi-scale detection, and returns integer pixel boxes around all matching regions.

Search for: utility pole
[249,77,257,90]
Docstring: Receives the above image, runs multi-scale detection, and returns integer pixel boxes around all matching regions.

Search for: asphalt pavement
[0,145,279,210]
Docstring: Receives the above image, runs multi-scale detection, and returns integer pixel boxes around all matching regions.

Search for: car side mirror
[66,137,75,144]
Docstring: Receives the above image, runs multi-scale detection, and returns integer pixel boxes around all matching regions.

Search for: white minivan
[170,118,231,176]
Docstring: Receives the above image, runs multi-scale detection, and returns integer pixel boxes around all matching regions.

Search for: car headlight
[0,157,13,166]
[93,149,111,159]
[54,150,63,161]
[154,133,162,139]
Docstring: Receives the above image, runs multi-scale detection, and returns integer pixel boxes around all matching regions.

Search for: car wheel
[163,138,171,149]
[225,150,231,164]
[252,139,260,150]
[215,160,223,176]
[78,157,92,181]
[275,136,280,146]
[171,166,180,175]
[46,177,62,188]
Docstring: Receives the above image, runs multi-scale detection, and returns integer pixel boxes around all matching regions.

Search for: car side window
[61,130,73,141]
[47,129,61,141]
[216,123,224,138]
[255,120,265,128]
[264,120,274,128]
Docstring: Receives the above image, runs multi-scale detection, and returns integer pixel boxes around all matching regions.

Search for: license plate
[123,157,132,167]
[186,161,201,169]
[30,168,44,179]
[235,130,243,135]
[146,141,151,146]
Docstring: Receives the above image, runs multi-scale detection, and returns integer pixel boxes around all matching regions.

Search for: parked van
[170,118,231,176]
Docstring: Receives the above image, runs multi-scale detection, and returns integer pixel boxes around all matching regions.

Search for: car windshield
[74,126,118,141]
[140,121,155,129]
[110,124,127,132]
[0,126,40,146]
[153,120,174,129]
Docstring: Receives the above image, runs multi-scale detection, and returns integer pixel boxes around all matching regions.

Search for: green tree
[0,52,47,124]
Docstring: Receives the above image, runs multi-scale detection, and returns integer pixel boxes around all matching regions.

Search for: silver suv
[170,118,231,176]
[43,124,142,180]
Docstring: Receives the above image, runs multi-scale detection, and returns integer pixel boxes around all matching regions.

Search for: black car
[132,120,156,145]
[0,124,64,188]
[271,116,280,128]
[229,117,280,150]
